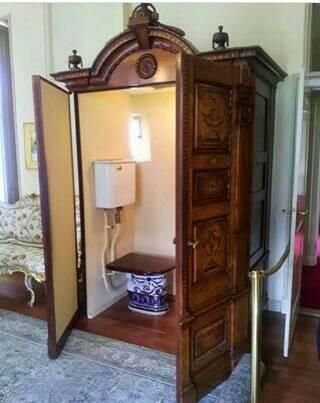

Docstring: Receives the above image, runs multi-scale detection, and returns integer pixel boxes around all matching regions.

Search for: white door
[283,70,309,357]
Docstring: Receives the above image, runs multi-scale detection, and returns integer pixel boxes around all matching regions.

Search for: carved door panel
[176,55,254,402]
[33,76,79,359]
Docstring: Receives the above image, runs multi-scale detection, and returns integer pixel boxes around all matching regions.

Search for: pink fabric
[300,237,320,309]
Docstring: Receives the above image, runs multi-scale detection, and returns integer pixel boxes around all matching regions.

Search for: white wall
[0,3,125,198]
[0,4,49,195]
[50,4,124,72]
[78,88,177,317]
[130,90,176,257]
[155,3,305,73]
[78,90,133,318]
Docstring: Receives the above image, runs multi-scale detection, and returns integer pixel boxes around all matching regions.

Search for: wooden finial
[212,26,229,50]
[68,49,83,70]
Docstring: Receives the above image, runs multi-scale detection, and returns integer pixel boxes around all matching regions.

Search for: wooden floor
[0,273,47,320]
[77,296,177,354]
[262,311,320,403]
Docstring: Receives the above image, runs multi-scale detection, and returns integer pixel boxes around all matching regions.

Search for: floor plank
[77,296,177,354]
[0,273,47,320]
[262,312,320,402]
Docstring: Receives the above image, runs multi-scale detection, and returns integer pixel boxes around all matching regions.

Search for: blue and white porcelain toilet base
[127,273,168,315]
[107,252,175,316]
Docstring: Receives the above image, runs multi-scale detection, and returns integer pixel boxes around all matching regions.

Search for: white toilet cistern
[93,159,136,292]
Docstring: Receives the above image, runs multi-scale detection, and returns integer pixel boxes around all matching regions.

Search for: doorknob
[297,209,308,217]
[187,240,199,249]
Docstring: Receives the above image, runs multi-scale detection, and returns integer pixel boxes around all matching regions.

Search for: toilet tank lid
[94,159,136,165]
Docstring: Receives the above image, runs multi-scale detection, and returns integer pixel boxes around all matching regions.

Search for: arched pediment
[52,3,198,92]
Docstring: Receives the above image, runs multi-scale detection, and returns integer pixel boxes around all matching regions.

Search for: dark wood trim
[200,46,287,86]
[265,84,277,260]
[74,93,87,316]
[106,253,175,275]
[67,97,81,318]
[49,310,80,359]
[175,52,196,402]
[35,75,72,94]
[66,80,176,95]
[32,75,57,356]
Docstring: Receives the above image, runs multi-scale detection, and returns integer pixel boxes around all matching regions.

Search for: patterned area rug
[0,309,251,402]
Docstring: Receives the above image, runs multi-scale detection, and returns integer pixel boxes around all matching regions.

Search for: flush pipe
[102,207,126,291]
[110,207,122,262]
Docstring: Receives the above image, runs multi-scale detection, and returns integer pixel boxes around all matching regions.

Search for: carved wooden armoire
[32,4,286,402]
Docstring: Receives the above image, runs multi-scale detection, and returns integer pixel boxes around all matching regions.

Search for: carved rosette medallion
[136,53,158,79]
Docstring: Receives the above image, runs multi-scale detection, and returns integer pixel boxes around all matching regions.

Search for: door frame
[283,70,307,357]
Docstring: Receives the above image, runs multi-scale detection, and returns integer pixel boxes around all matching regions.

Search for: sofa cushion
[0,195,43,246]
[0,243,45,282]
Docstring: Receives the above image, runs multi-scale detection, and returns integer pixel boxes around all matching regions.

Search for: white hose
[102,210,112,291]
[102,209,126,291]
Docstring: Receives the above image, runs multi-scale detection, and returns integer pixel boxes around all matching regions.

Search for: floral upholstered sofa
[0,194,81,307]
[0,194,81,306]
[0,194,44,306]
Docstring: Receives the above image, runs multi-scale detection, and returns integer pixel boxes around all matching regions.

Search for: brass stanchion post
[249,270,263,403]
[249,242,290,403]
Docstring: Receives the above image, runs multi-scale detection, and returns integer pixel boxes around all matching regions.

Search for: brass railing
[249,242,290,403]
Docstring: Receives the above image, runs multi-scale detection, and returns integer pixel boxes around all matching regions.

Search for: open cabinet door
[283,71,308,357]
[33,76,79,359]
[176,54,254,401]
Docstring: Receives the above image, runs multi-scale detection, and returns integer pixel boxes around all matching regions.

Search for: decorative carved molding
[135,53,158,79]
[195,83,231,152]
[194,318,226,361]
[200,46,287,85]
[179,54,193,316]
[191,304,230,372]
[240,62,250,84]
[193,217,228,284]
[128,3,159,49]
[51,3,198,91]
[193,169,230,204]
[239,105,252,125]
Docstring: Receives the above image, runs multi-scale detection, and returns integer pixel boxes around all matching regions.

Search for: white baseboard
[87,290,127,319]
[265,298,282,312]
[303,256,317,267]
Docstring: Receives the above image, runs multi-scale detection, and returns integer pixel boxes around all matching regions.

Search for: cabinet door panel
[176,55,255,402]
[33,76,79,359]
